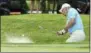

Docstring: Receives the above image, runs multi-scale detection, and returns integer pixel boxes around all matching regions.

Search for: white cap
[59,3,71,12]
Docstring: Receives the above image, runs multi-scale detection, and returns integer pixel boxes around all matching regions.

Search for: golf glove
[57,29,66,35]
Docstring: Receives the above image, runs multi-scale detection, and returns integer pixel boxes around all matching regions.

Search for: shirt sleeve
[68,9,76,19]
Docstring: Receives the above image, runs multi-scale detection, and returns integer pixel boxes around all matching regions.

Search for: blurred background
[0,0,90,16]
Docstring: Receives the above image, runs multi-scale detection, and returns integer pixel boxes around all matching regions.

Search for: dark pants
[40,0,46,13]
[48,0,57,13]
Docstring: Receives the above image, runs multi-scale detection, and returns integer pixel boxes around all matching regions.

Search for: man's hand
[57,29,66,36]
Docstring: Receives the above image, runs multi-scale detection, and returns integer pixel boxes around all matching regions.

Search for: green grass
[1,14,89,44]
[1,14,90,52]
[1,45,89,52]
[1,44,89,52]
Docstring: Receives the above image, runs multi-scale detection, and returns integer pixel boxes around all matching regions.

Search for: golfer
[57,3,85,43]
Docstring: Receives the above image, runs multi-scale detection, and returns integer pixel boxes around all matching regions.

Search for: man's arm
[57,18,75,35]
[64,18,75,32]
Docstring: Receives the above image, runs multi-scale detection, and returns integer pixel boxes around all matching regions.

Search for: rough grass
[1,14,90,52]
[1,14,89,44]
